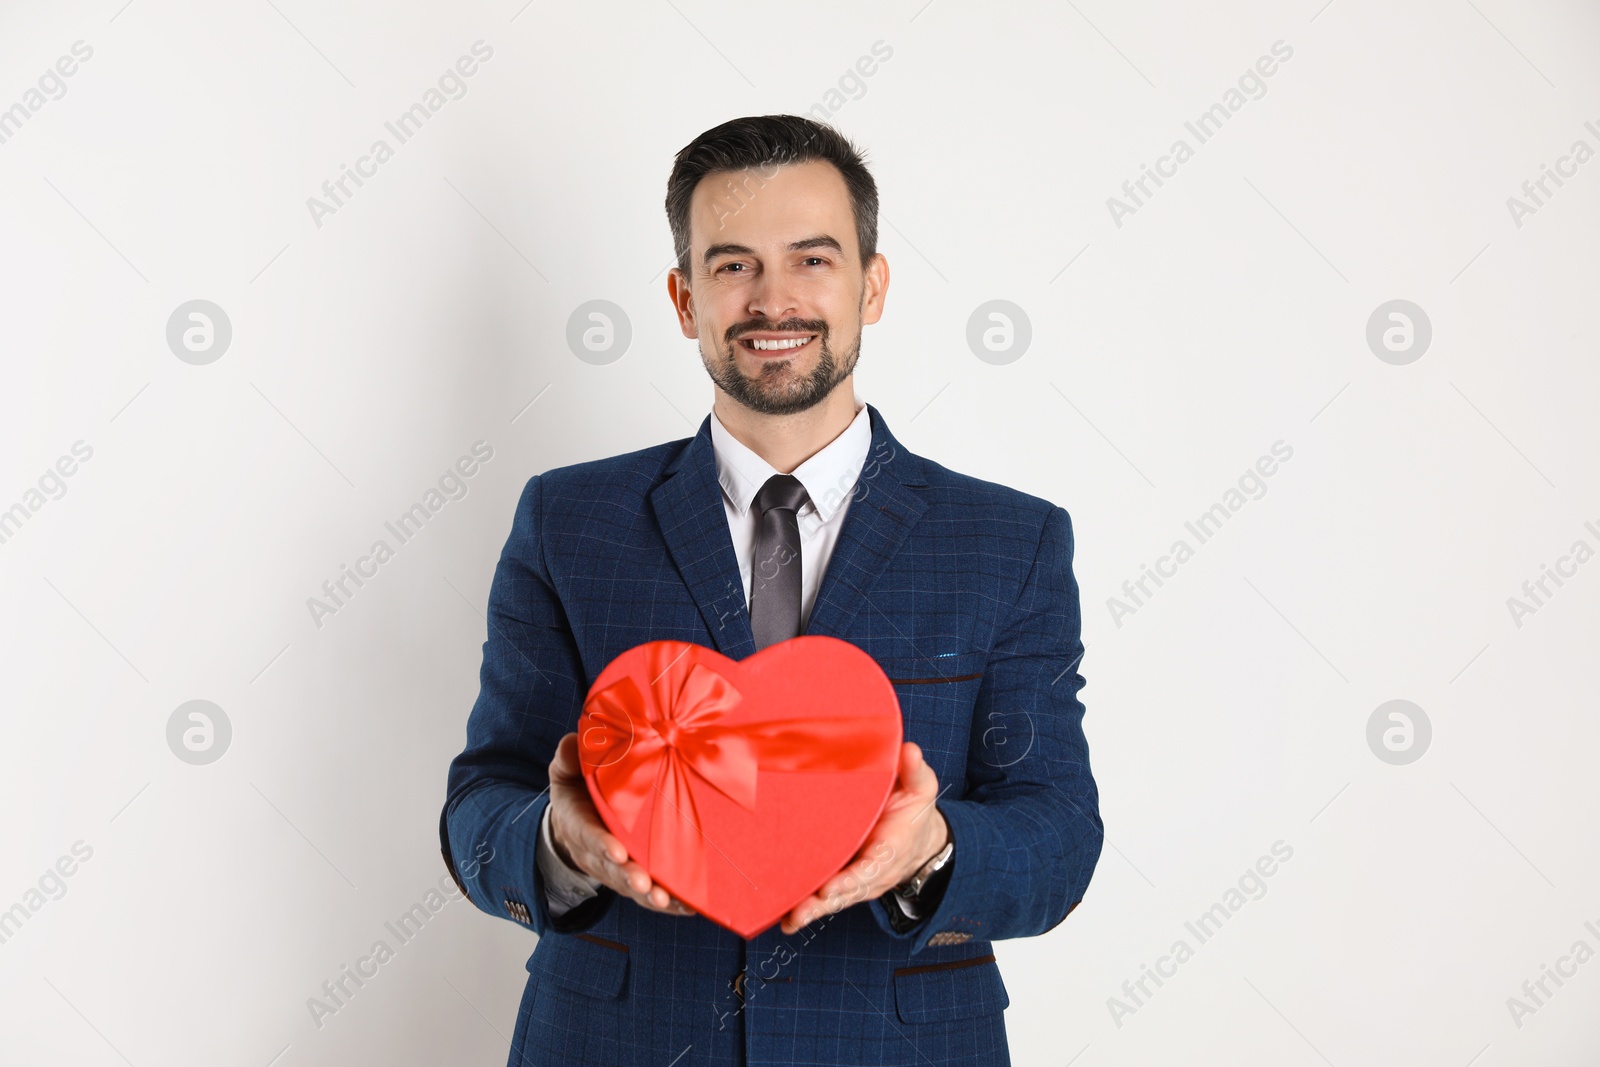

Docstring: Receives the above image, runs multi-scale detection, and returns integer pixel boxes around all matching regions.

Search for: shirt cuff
[536,803,603,918]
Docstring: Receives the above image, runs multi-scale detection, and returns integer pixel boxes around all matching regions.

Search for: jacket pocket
[892,952,1009,1023]
[532,931,630,1000]
[874,650,987,686]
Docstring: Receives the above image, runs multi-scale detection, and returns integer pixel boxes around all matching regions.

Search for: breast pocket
[873,651,988,778]
[873,650,987,687]
[892,951,1010,1023]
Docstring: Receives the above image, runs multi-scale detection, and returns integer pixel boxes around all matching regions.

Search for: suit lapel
[650,416,758,658]
[802,404,928,642]
[650,403,927,659]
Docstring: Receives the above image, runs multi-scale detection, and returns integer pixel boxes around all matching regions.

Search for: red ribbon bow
[578,641,897,902]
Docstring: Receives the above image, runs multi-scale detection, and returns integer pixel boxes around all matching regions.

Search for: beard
[702,317,860,416]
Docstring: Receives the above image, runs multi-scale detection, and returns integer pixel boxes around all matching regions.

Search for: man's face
[668,160,888,416]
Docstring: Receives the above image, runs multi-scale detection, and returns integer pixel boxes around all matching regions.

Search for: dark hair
[665,115,879,276]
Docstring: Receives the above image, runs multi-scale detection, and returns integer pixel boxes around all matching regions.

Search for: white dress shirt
[536,399,930,921]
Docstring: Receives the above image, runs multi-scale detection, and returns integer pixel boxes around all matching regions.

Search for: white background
[1,1,1597,1064]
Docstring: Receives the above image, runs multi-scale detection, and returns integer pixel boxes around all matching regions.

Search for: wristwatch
[896,840,954,901]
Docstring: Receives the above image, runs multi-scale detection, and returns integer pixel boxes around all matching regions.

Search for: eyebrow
[701,234,845,264]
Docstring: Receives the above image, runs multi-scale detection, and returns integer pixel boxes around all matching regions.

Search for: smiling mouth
[738,334,817,356]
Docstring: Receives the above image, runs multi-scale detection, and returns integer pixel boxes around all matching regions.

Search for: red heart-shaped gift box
[577,635,904,938]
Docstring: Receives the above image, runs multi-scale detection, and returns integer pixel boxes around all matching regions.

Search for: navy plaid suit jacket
[440,402,1103,1066]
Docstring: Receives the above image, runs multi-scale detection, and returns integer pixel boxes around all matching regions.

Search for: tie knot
[754,474,808,516]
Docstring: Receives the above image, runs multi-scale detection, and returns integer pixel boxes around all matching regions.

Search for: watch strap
[898,839,954,899]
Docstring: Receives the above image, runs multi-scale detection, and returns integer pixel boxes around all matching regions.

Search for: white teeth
[747,336,813,351]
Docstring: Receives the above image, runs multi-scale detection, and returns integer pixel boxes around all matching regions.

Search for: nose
[746,272,799,325]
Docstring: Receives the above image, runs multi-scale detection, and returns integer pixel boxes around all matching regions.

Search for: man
[440,115,1102,1066]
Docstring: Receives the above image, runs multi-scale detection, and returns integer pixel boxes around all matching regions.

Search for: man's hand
[547,732,695,916]
[779,741,950,936]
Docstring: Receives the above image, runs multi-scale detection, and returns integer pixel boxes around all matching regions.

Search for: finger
[648,890,694,915]
[611,857,655,896]
[813,869,861,908]
[586,825,628,867]
[819,850,892,905]
[617,883,662,911]
[643,893,694,916]
[788,864,883,932]
[550,732,581,781]
[561,823,625,877]
[779,899,817,935]
[568,833,629,884]
[896,741,920,785]
[901,741,936,792]
[614,861,686,914]
[592,862,650,905]
[615,877,691,915]
[565,800,628,866]
[782,886,853,934]
[646,883,691,908]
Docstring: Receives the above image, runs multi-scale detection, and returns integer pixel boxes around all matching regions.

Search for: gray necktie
[750,474,809,650]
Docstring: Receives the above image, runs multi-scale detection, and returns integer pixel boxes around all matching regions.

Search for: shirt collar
[709,399,871,524]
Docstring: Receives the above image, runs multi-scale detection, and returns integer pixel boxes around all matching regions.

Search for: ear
[666,267,698,339]
[860,252,890,326]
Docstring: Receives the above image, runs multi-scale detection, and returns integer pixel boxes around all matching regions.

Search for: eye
[718,262,747,273]
[803,256,826,266]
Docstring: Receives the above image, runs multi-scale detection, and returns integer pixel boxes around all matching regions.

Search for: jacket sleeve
[439,474,617,937]
[867,504,1103,954]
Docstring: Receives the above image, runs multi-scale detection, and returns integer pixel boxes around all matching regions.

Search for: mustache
[727,319,827,342]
